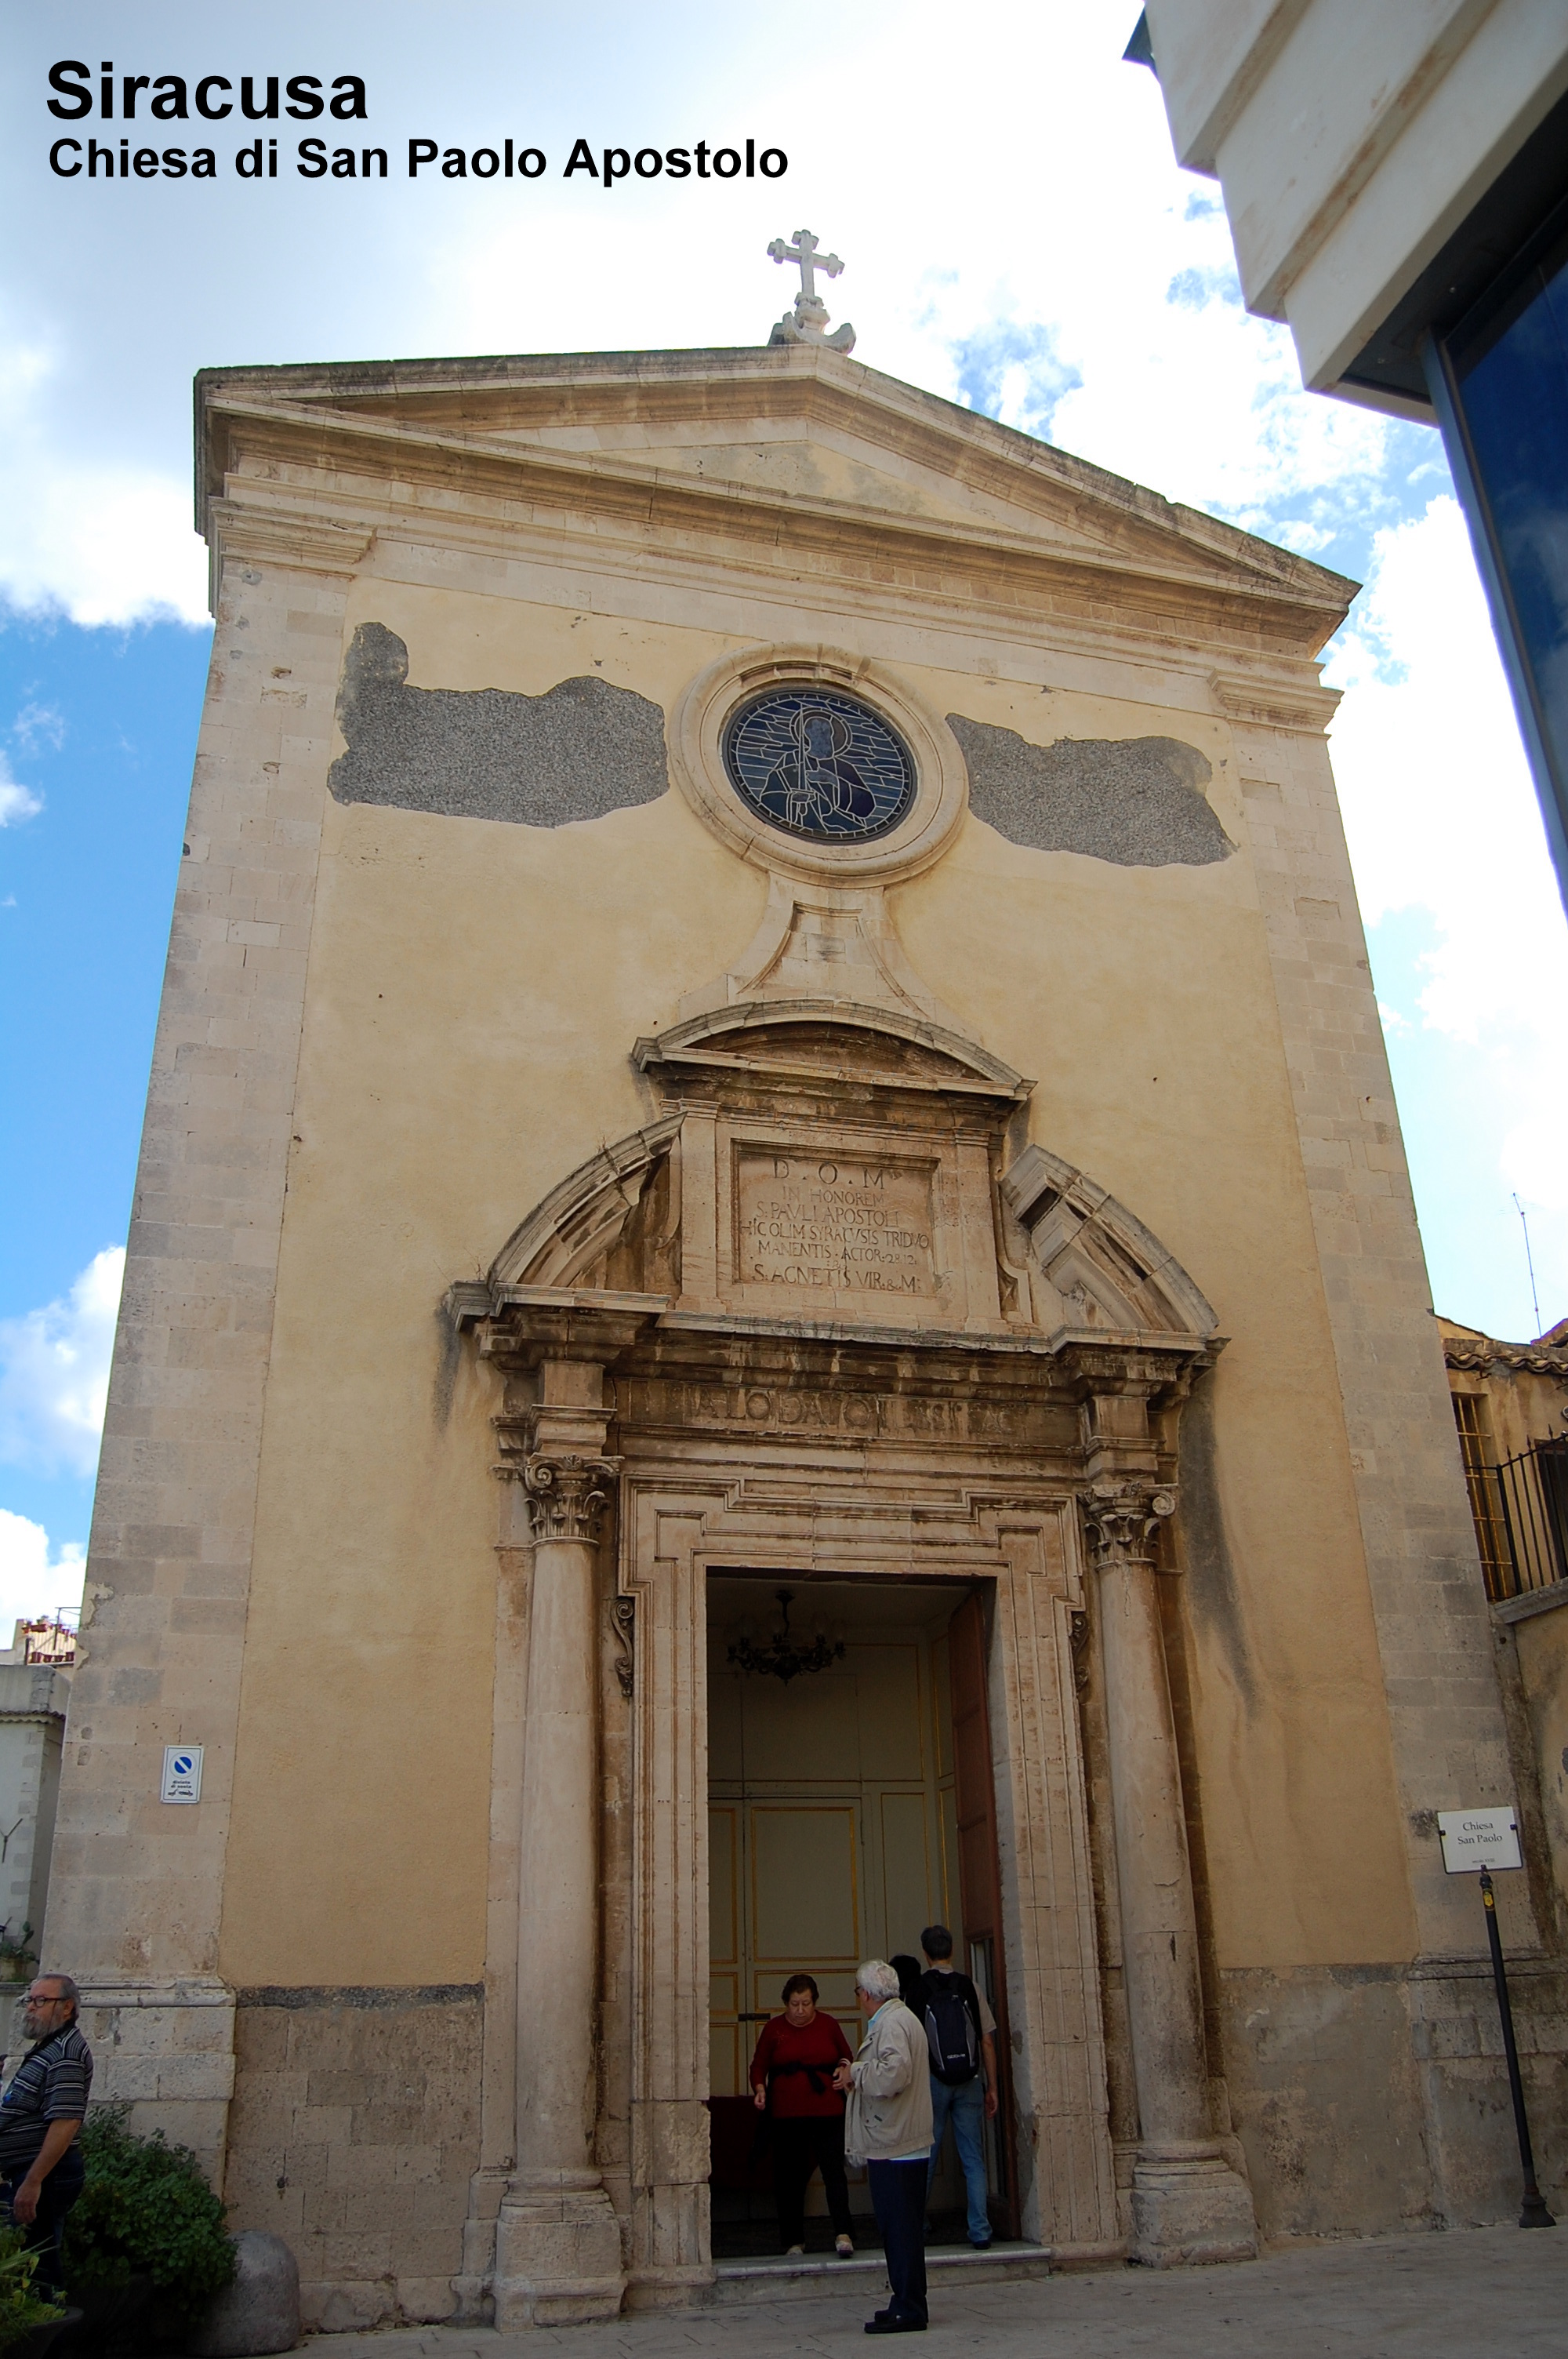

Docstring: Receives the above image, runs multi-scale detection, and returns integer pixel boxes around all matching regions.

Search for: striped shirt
[0,2025,93,2169]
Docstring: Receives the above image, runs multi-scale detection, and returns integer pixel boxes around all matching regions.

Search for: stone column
[1080,1387,1256,2266]
[492,1356,626,2327]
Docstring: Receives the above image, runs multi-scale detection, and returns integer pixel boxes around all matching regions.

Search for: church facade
[45,336,1566,2327]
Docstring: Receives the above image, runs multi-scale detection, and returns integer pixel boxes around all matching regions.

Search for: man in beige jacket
[833,1960,935,2333]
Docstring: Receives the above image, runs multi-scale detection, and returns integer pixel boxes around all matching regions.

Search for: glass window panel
[1448,214,1568,811]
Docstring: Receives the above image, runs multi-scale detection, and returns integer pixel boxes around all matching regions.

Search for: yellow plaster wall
[892,683,1410,1967]
[218,578,1415,1986]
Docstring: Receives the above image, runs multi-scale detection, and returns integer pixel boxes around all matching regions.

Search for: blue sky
[2,0,1565,1624]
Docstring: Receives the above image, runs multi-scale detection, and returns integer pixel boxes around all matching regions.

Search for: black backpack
[920,1971,981,2085]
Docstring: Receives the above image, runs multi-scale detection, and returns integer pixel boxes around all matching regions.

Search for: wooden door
[946,1589,1018,2237]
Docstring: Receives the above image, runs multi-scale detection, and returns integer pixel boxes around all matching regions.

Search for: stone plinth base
[493,2174,624,2328]
[1131,2146,1258,2266]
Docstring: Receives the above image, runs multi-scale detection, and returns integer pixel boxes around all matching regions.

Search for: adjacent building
[0,1660,71,1972]
[1131,0,1568,903]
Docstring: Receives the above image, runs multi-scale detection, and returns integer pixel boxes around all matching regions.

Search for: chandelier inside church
[726,1589,846,1685]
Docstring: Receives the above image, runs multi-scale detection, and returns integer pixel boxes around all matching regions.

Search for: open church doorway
[706,1573,1016,2258]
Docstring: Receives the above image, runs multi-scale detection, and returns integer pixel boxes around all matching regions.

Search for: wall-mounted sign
[1437,1806,1521,1873]
[161,1746,203,1805]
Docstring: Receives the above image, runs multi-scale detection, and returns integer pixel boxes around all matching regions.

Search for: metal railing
[1481,1438,1568,1603]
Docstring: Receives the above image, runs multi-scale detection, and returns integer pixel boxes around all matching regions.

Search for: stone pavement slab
[300,2225,1566,2358]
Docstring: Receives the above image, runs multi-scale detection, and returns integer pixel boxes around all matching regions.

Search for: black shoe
[969,2237,992,2250]
[865,2317,927,2335]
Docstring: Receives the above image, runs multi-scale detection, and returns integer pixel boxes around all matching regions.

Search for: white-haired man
[833,1959,934,2334]
[0,1976,93,2290]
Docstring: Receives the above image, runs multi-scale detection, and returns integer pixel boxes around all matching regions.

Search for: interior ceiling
[706,1572,970,1637]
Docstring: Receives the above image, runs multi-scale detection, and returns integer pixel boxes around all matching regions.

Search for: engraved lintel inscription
[735,1151,938,1297]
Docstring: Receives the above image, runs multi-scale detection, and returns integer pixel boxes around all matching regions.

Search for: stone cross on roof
[768,227,856,355]
[768,228,843,304]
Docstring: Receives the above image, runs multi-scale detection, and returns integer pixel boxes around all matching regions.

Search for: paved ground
[310,2225,1566,2357]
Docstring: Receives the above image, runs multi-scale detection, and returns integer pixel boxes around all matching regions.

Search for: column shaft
[492,1442,625,2327]
[1095,1549,1210,2148]
[515,1533,602,2179]
[1083,1465,1257,2266]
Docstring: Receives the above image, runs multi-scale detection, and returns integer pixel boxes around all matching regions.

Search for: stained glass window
[721,689,916,843]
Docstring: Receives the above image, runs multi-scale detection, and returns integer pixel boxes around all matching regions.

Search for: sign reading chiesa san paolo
[1438,1808,1523,1873]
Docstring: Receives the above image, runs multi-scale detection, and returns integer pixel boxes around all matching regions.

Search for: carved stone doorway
[452,996,1263,2320]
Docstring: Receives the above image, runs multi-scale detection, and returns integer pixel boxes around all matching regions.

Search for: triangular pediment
[196,346,1356,648]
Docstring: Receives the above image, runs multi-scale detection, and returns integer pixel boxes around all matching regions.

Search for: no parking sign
[160,1746,203,1804]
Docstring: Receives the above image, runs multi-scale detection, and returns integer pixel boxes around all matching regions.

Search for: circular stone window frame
[669,644,969,885]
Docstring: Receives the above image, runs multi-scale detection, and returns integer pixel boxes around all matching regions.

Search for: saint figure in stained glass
[721,689,916,843]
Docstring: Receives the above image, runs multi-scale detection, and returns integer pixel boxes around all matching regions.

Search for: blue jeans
[927,2074,990,2243]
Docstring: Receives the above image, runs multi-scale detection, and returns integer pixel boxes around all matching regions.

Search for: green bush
[0,2226,64,2351]
[60,2108,234,2321]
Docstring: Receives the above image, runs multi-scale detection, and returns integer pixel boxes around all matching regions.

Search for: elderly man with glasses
[0,1976,93,2290]
[833,1959,934,2335]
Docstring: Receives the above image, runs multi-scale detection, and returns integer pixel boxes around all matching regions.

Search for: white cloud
[1325,498,1568,1321]
[0,303,206,627]
[0,1248,125,1480]
[1501,1110,1568,1222]
[0,2,1387,631]
[12,704,64,754]
[0,754,42,827]
[1325,497,1568,1041]
[0,454,207,631]
[0,1513,85,1634]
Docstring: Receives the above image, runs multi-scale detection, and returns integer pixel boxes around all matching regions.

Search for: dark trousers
[2,2150,85,2293]
[868,2157,927,2323]
[771,2114,853,2248]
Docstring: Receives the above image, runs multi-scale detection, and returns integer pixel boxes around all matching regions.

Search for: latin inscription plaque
[735,1151,938,1297]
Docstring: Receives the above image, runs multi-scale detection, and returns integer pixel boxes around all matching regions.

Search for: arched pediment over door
[451,1000,1220,1361]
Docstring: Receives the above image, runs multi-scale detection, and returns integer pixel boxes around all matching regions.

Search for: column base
[1130,2145,1257,2267]
[493,2172,625,2328]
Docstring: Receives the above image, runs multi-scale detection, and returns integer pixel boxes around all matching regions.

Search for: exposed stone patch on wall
[330,623,668,825]
[947,715,1233,867]
[223,1985,483,2332]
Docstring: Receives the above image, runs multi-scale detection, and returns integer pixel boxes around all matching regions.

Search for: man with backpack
[916,1926,998,2251]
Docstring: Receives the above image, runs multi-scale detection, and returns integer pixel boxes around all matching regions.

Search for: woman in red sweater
[750,1973,856,2256]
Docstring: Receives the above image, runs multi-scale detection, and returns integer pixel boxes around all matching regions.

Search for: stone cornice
[453,1282,1218,1394]
[201,484,1343,724]
[195,346,1355,604]
[195,354,1355,670]
[471,1294,666,1369]
[1208,667,1344,733]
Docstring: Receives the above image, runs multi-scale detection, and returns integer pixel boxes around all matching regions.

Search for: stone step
[703,2241,1054,2307]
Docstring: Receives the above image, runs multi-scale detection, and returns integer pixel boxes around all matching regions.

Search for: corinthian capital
[1081,1478,1176,1572]
[522,1454,620,1546]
